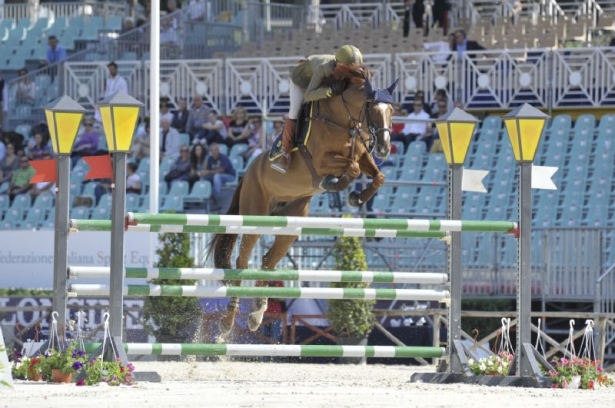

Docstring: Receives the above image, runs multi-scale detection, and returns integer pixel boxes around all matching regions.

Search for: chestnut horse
[209,66,398,334]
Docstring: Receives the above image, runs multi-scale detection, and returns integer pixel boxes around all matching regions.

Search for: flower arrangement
[40,343,88,377]
[78,357,135,387]
[547,357,614,390]
[11,353,46,380]
[467,351,514,376]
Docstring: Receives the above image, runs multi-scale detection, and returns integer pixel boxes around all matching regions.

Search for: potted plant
[547,356,614,390]
[325,220,376,364]
[78,357,135,386]
[40,343,87,383]
[11,352,46,382]
[142,232,203,360]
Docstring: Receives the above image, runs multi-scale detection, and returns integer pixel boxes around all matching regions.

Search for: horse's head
[363,76,398,159]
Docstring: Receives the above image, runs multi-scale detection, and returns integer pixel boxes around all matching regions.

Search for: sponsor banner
[0,230,153,288]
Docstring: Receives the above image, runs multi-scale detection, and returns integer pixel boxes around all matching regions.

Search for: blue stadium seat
[126,194,141,212]
[185,180,212,203]
[229,143,249,158]
[10,194,31,211]
[168,180,189,197]
[97,193,113,210]
[91,207,111,220]
[4,208,24,227]
[160,194,184,212]
[23,207,46,228]
[371,186,394,213]
[482,115,502,130]
[105,16,123,31]
[0,194,10,216]
[229,156,244,173]
[70,207,89,220]
[179,133,190,146]
[32,192,54,211]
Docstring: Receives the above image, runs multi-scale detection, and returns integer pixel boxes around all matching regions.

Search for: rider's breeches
[289,81,305,120]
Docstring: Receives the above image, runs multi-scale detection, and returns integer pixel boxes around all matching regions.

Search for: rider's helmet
[335,45,363,65]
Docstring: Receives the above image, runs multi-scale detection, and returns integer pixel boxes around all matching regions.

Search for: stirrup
[271,154,289,173]
[271,161,287,174]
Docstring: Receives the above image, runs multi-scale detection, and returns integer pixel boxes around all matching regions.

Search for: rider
[270,44,364,173]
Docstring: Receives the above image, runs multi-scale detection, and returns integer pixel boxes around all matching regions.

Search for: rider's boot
[271,118,296,173]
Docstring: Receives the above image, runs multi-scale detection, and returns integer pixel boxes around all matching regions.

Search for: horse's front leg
[319,155,360,192]
[347,152,385,207]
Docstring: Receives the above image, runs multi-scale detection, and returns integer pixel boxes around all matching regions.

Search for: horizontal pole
[126,213,517,233]
[69,284,451,302]
[69,219,448,238]
[82,343,444,358]
[67,266,449,285]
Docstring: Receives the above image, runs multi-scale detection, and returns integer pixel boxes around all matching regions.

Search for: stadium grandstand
[0,0,615,361]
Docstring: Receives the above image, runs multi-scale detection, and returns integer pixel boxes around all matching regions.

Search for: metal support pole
[448,164,463,373]
[109,152,128,340]
[51,155,70,340]
[517,161,533,377]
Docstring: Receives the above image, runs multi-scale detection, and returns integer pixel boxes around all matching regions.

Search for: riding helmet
[335,45,363,65]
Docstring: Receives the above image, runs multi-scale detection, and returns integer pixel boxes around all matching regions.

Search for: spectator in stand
[126,162,142,195]
[95,62,129,122]
[160,13,179,45]
[225,108,251,148]
[0,143,19,184]
[160,100,174,125]
[268,117,284,149]
[243,117,265,162]
[15,69,35,107]
[187,94,210,140]
[392,97,430,153]
[414,90,431,115]
[187,143,207,189]
[160,117,181,162]
[402,0,412,38]
[188,0,207,21]
[71,119,100,167]
[412,0,425,33]
[27,131,52,161]
[41,35,67,66]
[452,30,485,59]
[193,111,226,146]
[431,89,453,114]
[171,98,190,134]
[8,156,35,202]
[202,143,235,202]
[130,120,150,161]
[432,0,450,35]
[0,70,7,127]
[163,144,191,188]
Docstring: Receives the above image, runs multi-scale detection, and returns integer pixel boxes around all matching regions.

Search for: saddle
[268,102,313,161]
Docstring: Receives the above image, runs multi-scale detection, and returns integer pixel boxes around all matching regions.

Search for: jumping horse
[208,65,398,334]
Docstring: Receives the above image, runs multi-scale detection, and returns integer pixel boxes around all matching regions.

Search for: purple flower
[72,361,84,371]
[127,363,135,372]
[77,349,86,357]
[76,379,85,386]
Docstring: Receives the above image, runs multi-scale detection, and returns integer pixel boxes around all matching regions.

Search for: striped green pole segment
[67,266,449,285]
[69,284,450,302]
[82,343,444,358]
[69,219,448,238]
[126,212,517,233]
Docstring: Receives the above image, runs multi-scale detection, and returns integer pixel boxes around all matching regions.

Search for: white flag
[532,165,558,190]
[461,168,489,193]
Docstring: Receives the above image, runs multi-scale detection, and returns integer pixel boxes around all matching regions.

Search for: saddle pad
[269,103,314,161]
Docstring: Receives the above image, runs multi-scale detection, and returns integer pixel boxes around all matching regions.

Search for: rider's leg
[271,82,304,173]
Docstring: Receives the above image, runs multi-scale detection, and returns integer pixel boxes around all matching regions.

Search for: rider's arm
[303,64,333,102]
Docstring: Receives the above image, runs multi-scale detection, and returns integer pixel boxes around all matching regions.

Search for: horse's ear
[387,78,399,95]
[364,76,374,98]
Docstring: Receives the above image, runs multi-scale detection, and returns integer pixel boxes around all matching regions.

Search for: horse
[208,65,398,335]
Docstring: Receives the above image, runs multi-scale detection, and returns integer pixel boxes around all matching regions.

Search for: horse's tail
[206,178,243,268]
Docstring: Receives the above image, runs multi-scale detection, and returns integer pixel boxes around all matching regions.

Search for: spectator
[95,62,129,123]
[202,143,235,200]
[268,117,284,149]
[15,69,35,106]
[160,100,174,125]
[42,35,67,66]
[0,70,7,127]
[452,30,485,60]
[402,0,412,38]
[243,117,265,162]
[126,162,142,195]
[225,108,250,148]
[187,143,207,189]
[186,94,210,139]
[432,0,450,35]
[171,98,190,134]
[188,0,207,21]
[8,156,35,202]
[71,119,100,166]
[0,143,19,184]
[414,90,431,115]
[393,98,430,153]
[164,145,191,188]
[194,111,226,146]
[160,14,179,45]
[130,120,150,161]
[27,131,52,161]
[412,0,425,33]
[160,117,181,162]
[431,89,453,113]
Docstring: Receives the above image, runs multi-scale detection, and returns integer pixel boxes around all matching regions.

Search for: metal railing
[0,0,128,24]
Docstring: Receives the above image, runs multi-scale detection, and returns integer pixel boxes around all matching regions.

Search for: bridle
[313,91,391,156]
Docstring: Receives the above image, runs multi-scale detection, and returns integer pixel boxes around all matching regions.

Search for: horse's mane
[325,63,372,88]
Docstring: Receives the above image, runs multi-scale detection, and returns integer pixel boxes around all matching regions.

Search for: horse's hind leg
[248,197,311,332]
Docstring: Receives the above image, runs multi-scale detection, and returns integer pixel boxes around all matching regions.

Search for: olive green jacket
[290,54,336,102]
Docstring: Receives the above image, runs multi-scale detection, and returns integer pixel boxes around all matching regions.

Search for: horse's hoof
[348,191,363,207]
[248,311,264,332]
[219,315,235,335]
[319,175,340,191]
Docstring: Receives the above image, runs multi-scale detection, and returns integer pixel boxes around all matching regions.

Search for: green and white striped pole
[67,266,449,285]
[125,212,518,233]
[69,219,449,239]
[69,284,451,302]
[82,343,445,358]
